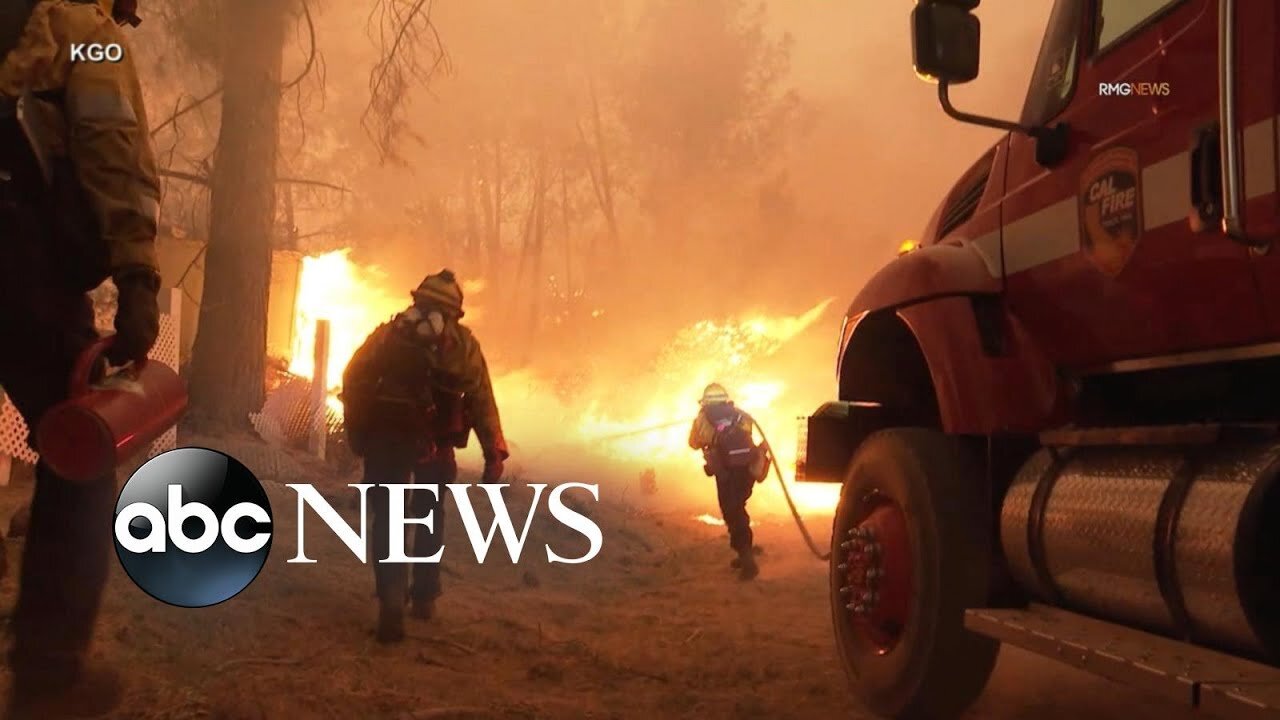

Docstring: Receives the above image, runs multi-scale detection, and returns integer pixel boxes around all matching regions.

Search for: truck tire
[830,428,998,719]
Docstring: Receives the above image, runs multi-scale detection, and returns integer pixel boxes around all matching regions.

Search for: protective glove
[107,266,161,366]
[482,456,505,483]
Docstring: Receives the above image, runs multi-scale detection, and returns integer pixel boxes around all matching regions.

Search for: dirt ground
[0,436,1204,720]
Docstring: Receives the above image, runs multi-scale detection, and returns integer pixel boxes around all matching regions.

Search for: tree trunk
[281,183,297,251]
[560,161,571,303]
[528,150,548,338]
[187,0,289,432]
[511,156,541,301]
[586,76,619,253]
[488,137,504,282]
[462,161,479,268]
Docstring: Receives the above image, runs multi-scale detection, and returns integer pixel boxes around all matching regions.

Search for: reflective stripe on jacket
[0,0,159,274]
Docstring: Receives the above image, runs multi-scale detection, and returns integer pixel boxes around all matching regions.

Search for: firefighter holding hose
[689,383,769,581]
[342,269,509,644]
[0,0,160,716]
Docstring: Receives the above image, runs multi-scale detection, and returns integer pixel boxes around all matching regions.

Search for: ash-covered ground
[0,434,1200,720]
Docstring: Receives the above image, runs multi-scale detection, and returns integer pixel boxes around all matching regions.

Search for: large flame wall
[287,251,841,517]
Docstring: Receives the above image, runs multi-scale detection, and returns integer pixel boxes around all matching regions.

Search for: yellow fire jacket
[688,405,755,450]
[344,320,510,462]
[0,0,160,275]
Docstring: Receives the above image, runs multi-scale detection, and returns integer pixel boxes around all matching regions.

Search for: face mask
[416,311,445,337]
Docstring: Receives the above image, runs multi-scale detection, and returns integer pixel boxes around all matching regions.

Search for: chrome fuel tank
[1001,440,1280,657]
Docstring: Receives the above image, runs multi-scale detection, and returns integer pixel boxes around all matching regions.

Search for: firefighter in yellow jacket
[342,269,509,643]
[689,383,767,580]
[0,0,160,716]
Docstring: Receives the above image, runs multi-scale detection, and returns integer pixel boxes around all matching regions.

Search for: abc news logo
[69,43,125,63]
[114,447,602,608]
[1098,81,1171,97]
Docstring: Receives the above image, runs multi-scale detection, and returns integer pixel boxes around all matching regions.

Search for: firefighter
[688,383,768,581]
[0,0,160,716]
[342,269,509,644]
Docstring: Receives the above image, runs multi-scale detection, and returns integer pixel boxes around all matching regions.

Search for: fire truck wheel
[830,428,998,720]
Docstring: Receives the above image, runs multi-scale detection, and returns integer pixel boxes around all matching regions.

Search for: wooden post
[167,287,182,364]
[0,453,9,488]
[308,319,330,459]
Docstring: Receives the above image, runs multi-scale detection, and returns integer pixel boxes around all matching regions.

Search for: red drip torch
[36,336,188,482]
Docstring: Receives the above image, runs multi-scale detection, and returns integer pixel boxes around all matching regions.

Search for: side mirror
[909,0,1070,168]
[911,1,981,84]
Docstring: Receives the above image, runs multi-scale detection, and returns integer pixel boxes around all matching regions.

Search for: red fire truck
[797,1,1280,717]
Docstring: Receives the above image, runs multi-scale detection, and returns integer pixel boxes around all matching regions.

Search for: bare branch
[150,85,223,136]
[362,0,452,162]
[160,167,351,194]
[281,0,319,91]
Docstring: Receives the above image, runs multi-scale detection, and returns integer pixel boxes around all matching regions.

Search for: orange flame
[287,250,406,414]
[286,251,841,518]
[572,300,840,514]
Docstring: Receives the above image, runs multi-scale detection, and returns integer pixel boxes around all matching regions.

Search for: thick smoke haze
[140,1,1055,509]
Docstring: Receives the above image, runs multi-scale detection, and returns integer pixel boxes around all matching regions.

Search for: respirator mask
[397,305,446,339]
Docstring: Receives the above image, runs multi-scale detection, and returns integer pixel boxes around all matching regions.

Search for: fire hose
[596,416,832,561]
[751,420,831,562]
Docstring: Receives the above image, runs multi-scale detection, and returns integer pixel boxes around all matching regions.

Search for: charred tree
[560,160,572,300]
[579,76,620,255]
[462,160,480,267]
[529,150,548,335]
[187,0,290,432]
[488,137,505,279]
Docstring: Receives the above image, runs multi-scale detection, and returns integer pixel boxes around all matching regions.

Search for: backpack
[709,406,756,469]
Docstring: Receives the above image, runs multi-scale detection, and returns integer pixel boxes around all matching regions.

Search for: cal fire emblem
[1079,147,1143,277]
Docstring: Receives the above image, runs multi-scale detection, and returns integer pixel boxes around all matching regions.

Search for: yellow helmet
[411,269,464,317]
[700,383,731,405]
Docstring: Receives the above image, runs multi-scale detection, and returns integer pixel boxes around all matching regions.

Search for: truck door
[1000,0,1269,369]
[1237,2,1280,330]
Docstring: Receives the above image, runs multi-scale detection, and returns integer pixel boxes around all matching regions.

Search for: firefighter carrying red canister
[1,1,160,716]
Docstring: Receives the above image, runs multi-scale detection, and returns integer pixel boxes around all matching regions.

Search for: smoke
[144,0,1057,512]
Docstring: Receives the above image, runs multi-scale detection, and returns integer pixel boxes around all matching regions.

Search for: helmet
[700,383,731,406]
[411,269,464,317]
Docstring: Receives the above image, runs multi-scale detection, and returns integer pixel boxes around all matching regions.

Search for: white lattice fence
[249,374,343,446]
[0,288,183,483]
[250,318,342,455]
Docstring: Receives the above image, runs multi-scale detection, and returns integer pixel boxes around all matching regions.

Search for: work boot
[410,597,435,621]
[729,546,763,569]
[7,662,123,719]
[376,605,405,644]
[736,549,759,581]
